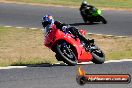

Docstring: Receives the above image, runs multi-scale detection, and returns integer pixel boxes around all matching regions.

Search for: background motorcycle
[80,7,107,24]
[44,24,105,65]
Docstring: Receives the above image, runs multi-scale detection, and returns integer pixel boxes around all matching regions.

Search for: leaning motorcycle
[80,7,107,24]
[44,24,105,65]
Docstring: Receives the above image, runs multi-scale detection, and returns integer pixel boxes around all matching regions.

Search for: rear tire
[56,42,77,66]
[55,54,62,61]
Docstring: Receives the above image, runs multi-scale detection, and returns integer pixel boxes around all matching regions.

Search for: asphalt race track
[0,62,132,88]
[0,2,132,88]
[0,3,132,36]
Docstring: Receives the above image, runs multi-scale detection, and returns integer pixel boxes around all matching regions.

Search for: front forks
[82,39,95,52]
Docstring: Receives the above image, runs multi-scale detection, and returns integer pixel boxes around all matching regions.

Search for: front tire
[90,45,105,64]
[99,16,107,24]
[56,42,77,66]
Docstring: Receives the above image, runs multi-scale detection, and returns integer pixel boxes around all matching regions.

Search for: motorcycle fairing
[44,25,93,63]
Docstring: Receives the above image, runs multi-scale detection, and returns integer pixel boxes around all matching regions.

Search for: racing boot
[88,39,94,45]
[84,39,95,52]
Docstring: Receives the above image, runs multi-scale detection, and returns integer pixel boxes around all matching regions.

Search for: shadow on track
[11,62,95,67]
[68,22,99,26]
[11,63,70,67]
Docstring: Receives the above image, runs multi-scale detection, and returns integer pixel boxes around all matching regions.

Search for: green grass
[5,0,132,8]
[107,51,132,60]
[89,35,132,60]
[0,26,132,66]
[0,27,57,66]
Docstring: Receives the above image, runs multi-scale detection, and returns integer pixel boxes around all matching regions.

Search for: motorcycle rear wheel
[55,54,62,61]
[56,42,77,66]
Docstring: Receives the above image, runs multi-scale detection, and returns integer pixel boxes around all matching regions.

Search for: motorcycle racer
[42,14,94,48]
[80,0,96,23]
[42,15,105,65]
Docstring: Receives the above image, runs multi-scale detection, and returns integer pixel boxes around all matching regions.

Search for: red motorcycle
[44,24,105,65]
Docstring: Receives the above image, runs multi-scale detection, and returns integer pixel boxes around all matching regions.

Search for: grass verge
[0,27,57,66]
[4,0,132,8]
[0,26,132,66]
[87,34,132,60]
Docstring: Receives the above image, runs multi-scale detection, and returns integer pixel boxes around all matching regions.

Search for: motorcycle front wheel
[56,42,77,66]
[99,16,107,24]
[90,45,105,64]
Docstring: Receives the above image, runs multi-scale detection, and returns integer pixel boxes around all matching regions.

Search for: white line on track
[87,32,127,38]
[105,59,132,63]
[78,59,132,65]
[4,25,12,28]
[0,59,132,69]
[2,25,127,38]
[0,66,27,70]
[15,27,24,29]
[41,29,45,31]
[29,28,38,30]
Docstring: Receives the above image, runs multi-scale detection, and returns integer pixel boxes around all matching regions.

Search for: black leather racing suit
[54,21,92,45]
[80,4,94,22]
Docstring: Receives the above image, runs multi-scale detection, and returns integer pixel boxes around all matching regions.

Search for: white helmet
[82,0,88,5]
